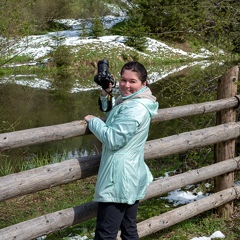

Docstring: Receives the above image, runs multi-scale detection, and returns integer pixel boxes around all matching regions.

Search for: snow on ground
[2,15,222,93]
[1,59,214,93]
[161,188,208,207]
[5,16,128,60]
[4,15,219,61]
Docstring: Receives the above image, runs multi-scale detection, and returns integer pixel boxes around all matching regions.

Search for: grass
[0,152,64,176]
[0,159,13,176]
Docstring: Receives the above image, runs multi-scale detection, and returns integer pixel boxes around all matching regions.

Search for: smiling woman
[84,61,159,239]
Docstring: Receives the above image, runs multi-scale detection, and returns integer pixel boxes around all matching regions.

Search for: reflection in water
[0,61,238,171]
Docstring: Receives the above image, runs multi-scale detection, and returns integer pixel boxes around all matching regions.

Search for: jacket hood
[116,86,159,118]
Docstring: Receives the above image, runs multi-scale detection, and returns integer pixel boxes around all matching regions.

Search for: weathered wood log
[145,157,240,200]
[1,122,240,202]
[1,95,240,151]
[215,65,239,217]
[152,94,240,122]
[0,159,239,240]
[136,186,240,239]
[0,155,100,201]
[0,120,90,151]
[145,121,240,159]
[0,202,98,240]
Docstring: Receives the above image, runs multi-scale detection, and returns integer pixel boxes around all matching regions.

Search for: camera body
[94,59,115,89]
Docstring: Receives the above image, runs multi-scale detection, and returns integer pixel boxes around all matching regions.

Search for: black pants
[95,201,140,240]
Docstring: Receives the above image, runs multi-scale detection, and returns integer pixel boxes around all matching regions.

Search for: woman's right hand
[101,83,113,96]
[85,115,96,122]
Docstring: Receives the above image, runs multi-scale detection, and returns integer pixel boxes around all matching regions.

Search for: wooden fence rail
[0,65,239,240]
[138,186,240,238]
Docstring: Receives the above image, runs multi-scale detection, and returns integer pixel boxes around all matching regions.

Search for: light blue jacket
[88,86,159,204]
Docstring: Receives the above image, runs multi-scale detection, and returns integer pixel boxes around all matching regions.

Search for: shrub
[51,46,74,67]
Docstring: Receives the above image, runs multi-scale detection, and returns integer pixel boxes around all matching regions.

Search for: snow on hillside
[6,16,217,62]
[2,15,223,92]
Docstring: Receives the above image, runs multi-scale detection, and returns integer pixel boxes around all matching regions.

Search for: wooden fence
[0,66,239,240]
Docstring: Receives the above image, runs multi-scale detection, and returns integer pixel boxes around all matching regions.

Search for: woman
[85,61,159,240]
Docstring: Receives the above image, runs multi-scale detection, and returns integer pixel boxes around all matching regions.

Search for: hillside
[6,16,223,65]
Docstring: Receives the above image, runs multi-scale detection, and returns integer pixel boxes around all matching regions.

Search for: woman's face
[119,70,146,96]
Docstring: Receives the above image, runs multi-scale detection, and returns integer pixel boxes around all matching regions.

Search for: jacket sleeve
[88,103,148,151]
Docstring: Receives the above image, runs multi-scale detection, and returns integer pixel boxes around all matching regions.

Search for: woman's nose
[125,81,130,87]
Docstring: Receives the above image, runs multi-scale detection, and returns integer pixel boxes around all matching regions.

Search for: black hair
[120,62,149,86]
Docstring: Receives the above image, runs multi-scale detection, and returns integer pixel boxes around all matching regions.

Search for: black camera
[94,59,116,89]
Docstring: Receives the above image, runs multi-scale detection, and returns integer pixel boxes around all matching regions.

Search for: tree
[80,20,89,38]
[0,0,34,38]
[71,0,111,19]
[0,0,35,66]
[30,0,73,32]
[193,0,240,52]
[132,0,190,40]
[91,17,106,38]
[121,6,148,51]
[0,0,74,65]
[132,0,240,52]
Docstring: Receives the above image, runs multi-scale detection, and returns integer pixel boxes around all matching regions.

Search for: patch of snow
[1,75,52,89]
[190,230,225,240]
[148,60,212,84]
[161,188,208,207]
[66,236,89,240]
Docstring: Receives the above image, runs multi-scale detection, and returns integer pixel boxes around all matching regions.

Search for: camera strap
[103,89,113,98]
[98,90,113,112]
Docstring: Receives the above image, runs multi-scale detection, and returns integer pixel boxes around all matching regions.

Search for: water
[0,60,238,170]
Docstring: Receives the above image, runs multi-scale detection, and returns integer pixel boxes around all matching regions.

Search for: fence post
[214,65,239,217]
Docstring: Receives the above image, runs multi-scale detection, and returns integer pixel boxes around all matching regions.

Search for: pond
[0,60,239,172]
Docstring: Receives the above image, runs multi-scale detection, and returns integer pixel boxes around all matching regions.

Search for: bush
[91,18,106,38]
[51,46,74,67]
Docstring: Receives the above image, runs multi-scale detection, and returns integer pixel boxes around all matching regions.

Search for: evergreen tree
[80,20,89,38]
[121,7,148,51]
[193,0,240,52]
[91,17,106,38]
